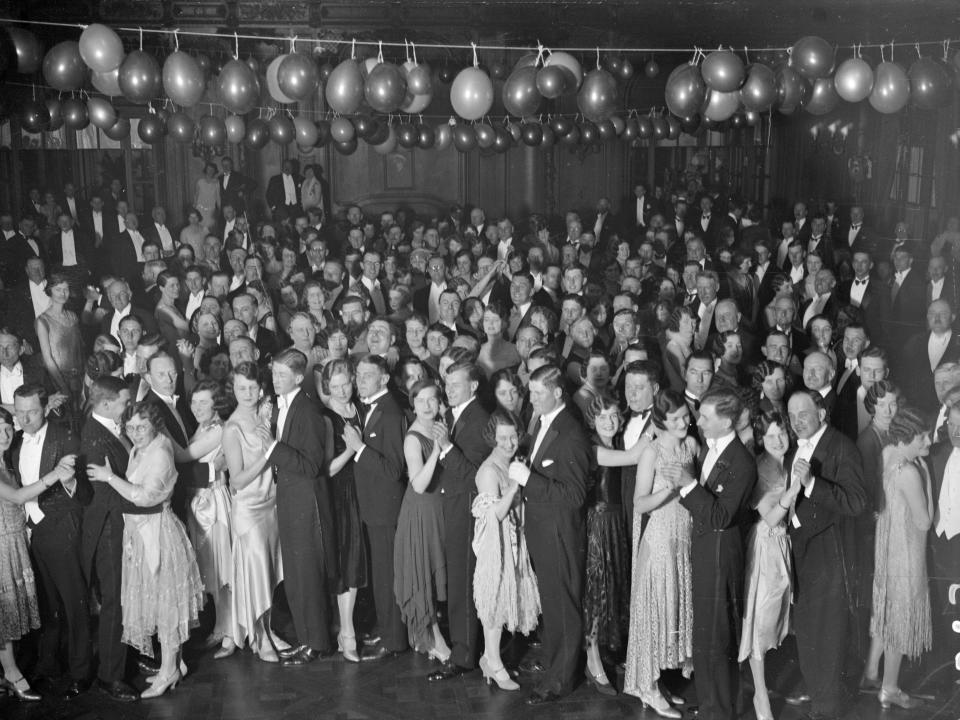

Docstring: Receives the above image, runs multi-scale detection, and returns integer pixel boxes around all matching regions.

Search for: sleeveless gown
[227,421,284,649]
[393,430,447,651]
[471,455,540,633]
[623,438,695,696]
[738,453,792,661]
[324,406,368,593]
[0,466,40,643]
[870,455,932,659]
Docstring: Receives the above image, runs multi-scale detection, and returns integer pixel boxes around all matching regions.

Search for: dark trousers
[689,542,742,720]
[442,492,479,668]
[524,510,584,696]
[91,516,127,683]
[276,489,331,653]
[794,535,848,717]
[30,512,92,681]
[929,533,960,670]
[363,523,407,652]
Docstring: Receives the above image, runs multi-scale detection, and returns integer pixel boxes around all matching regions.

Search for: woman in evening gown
[622,388,697,719]
[0,408,77,702]
[862,406,933,710]
[738,407,800,720]
[394,379,450,659]
[179,208,208,259]
[195,162,221,230]
[87,401,204,698]
[36,272,84,414]
[317,358,368,662]
[220,362,289,662]
[471,409,540,691]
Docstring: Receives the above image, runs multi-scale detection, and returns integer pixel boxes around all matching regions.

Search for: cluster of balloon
[218,58,260,114]
[402,59,433,113]
[450,64,494,121]
[79,24,125,98]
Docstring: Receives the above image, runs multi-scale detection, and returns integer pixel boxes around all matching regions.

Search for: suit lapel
[281,394,299,443]
[533,425,559,468]
[364,405,382,437]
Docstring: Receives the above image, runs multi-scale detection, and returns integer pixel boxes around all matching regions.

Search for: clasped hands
[660,461,696,491]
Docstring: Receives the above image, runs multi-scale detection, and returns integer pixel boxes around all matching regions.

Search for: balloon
[87,97,117,129]
[651,116,669,140]
[20,100,50,133]
[453,123,477,152]
[43,41,85,92]
[137,114,164,143]
[266,55,294,103]
[417,123,436,149]
[367,121,390,145]
[79,24,123,73]
[373,126,398,154]
[334,137,358,155]
[540,124,555,148]
[522,123,543,146]
[44,98,63,131]
[909,57,952,110]
[244,117,269,148]
[605,55,622,74]
[62,98,89,129]
[869,61,910,114]
[195,53,212,78]
[361,57,379,77]
[475,123,496,149]
[315,119,331,146]
[397,122,418,149]
[491,61,508,80]
[277,52,319,101]
[804,77,839,115]
[118,50,161,104]
[365,62,407,113]
[739,63,777,111]
[9,28,43,74]
[330,117,355,143]
[198,115,226,145]
[492,125,511,153]
[325,58,364,114]
[790,36,835,80]
[269,115,295,144]
[514,54,538,70]
[536,65,569,99]
[619,59,635,81]
[776,66,810,115]
[577,68,618,122]
[545,51,583,90]
[637,116,654,137]
[103,116,130,141]
[596,118,615,140]
[730,113,745,128]
[680,113,701,134]
[438,65,455,83]
[503,66,542,117]
[666,115,681,139]
[405,62,433,95]
[218,59,259,114]
[579,120,599,144]
[294,116,318,146]
[450,66,494,121]
[225,115,245,143]
[91,66,122,96]
[435,123,452,150]
[665,62,706,118]
[163,52,205,107]
[400,91,431,114]
[610,115,625,135]
[702,89,740,122]
[550,117,572,136]
[167,111,195,143]
[560,124,581,145]
[622,117,638,140]
[744,111,760,126]
[701,49,745,92]
[319,62,334,82]
[354,116,380,140]
[834,57,874,102]
[644,58,660,78]
[245,55,260,75]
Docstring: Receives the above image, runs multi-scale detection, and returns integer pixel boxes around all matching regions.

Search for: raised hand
[342,423,364,453]
[431,419,451,451]
[793,458,813,488]
[253,422,273,448]
[86,455,114,483]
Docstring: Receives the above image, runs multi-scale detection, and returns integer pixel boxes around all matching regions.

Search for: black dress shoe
[97,679,139,702]
[427,661,470,682]
[786,692,812,705]
[361,645,404,662]
[137,657,160,675]
[525,689,561,705]
[519,658,546,673]
[281,647,331,666]
[363,634,382,646]
[277,644,306,660]
[62,679,92,700]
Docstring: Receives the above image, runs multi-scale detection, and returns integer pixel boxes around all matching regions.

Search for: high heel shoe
[583,667,617,696]
[147,659,188,684]
[752,690,774,720]
[479,656,519,691]
[427,646,451,664]
[338,633,360,663]
[1,675,41,702]
[140,669,181,699]
[214,639,237,660]
[638,689,682,719]
[878,687,922,710]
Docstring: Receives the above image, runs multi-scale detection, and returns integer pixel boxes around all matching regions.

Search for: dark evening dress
[324,405,369,593]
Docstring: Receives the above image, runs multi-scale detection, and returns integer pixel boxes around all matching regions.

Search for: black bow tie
[630,408,652,421]
[854,278,867,286]
[851,225,861,231]
[702,215,710,220]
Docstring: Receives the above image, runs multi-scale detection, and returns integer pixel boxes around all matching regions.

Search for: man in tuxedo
[619,361,659,525]
[692,270,721,351]
[803,351,837,418]
[8,256,51,350]
[673,387,756,720]
[925,254,958,311]
[428,362,490,681]
[761,329,803,385]
[888,246,926,347]
[266,349,336,664]
[837,250,887,342]
[793,201,812,246]
[6,216,47,282]
[590,196,617,249]
[80,377,148,702]
[141,206,177,258]
[785,389,866,720]
[98,279,158,344]
[696,195,724,252]
[266,159,302,221]
[220,156,254,214]
[711,298,760,369]
[12,384,93,699]
[58,181,84,225]
[837,205,870,270]
[772,295,809,357]
[356,250,388,317]
[344,354,408,658]
[753,242,778,315]
[108,212,146,283]
[622,182,657,237]
[232,293,278,361]
[467,206,488,238]
[901,299,960,412]
[805,214,833,269]
[506,273,536,341]
[800,269,839,329]
[774,221,796,271]
[832,323,870,440]
[508,364,590,704]
[413,255,447,323]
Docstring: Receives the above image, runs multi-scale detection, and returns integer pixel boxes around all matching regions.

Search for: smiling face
[412,384,441,422]
[762,421,790,458]
[787,392,825,439]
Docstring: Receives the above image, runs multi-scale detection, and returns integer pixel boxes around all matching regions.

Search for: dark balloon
[701,49,746,92]
[44,98,63,130]
[776,66,810,115]
[198,115,226,145]
[225,115,245,144]
[536,64,569,99]
[475,123,496,149]
[637,115,654,138]
[268,115,295,144]
[680,114,701,134]
[664,62,706,118]
[804,77,840,115]
[790,36,835,80]
[435,123,452,150]
[366,121,390,145]
[277,52,319,101]
[20,100,50,133]
[550,116,572,135]
[167,111,196,143]
[540,124,555,148]
[596,118,615,140]
[372,126,397,154]
[334,137,358,155]
[87,97,117,129]
[560,124,581,145]
[103,116,130,141]
[43,41,85,92]
[869,61,910,114]
[138,114,165,143]
[397,122,418,149]
[744,111,759,126]
[417,123,436,149]
[610,115,626,135]
[218,59,259,115]
[244,117,269,148]
[622,117,639,140]
[195,53,212,78]
[316,119,332,146]
[909,57,952,110]
[438,65,455,83]
[9,27,44,74]
[330,117,355,143]
[579,120,599,144]
[619,59,635,81]
[492,125,511,153]
[319,61,335,82]
[666,115,681,139]
[453,123,477,152]
[119,50,162,104]
[739,63,778,112]
[521,123,543,146]
[605,55,623,74]
[490,61,508,80]
[353,115,377,140]
[503,65,542,117]
[644,58,659,78]
[365,62,407,113]
[651,116,669,139]
[577,69,618,122]
[163,51,205,107]
[62,98,89,129]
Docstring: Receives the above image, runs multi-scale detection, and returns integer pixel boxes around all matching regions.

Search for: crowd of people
[0,158,958,720]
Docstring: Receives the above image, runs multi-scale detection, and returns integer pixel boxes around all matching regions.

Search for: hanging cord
[173,28,179,52]
[471,42,479,67]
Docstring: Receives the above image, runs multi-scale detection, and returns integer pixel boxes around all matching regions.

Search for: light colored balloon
[435,123,452,150]
[163,51,205,107]
[225,115,246,143]
[450,66,494,121]
[833,57,874,102]
[325,58,364,114]
[790,36,835,80]
[79,23,124,73]
[266,55,295,103]
[277,52,319,101]
[869,61,910,114]
[294,116,318,146]
[544,51,583,90]
[118,50,162,104]
[87,97,117,129]
[91,66,122,96]
[701,49,746,92]
[218,59,259,115]
[577,68,618,122]
[702,89,740,122]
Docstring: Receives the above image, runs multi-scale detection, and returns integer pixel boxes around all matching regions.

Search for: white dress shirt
[428,282,446,324]
[788,423,828,527]
[529,402,566,465]
[847,224,861,247]
[222,218,236,242]
[29,280,51,317]
[802,294,829,329]
[123,351,138,377]
[117,214,126,232]
[91,210,104,240]
[497,237,513,261]
[930,278,944,302]
[0,361,24,405]
[18,421,49,524]
[850,276,869,306]
[623,407,653,450]
[856,385,871,435]
[789,264,805,285]
[936,446,960,539]
[636,197,646,227]
[65,196,78,220]
[353,388,389,461]
[92,411,123,439]
[282,174,297,205]
[154,223,175,253]
[184,291,204,323]
[276,387,300,440]
[928,331,952,371]
[129,229,145,262]
[110,303,132,343]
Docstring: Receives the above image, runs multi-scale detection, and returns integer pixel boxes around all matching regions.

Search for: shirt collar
[707,431,736,454]
[24,421,48,445]
[798,422,828,451]
[452,396,476,415]
[92,412,121,436]
[0,361,23,378]
[278,387,301,409]
[362,388,389,406]
[538,402,566,430]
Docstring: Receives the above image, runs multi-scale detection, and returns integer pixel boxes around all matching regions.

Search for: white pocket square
[541,459,554,467]
[369,432,377,438]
